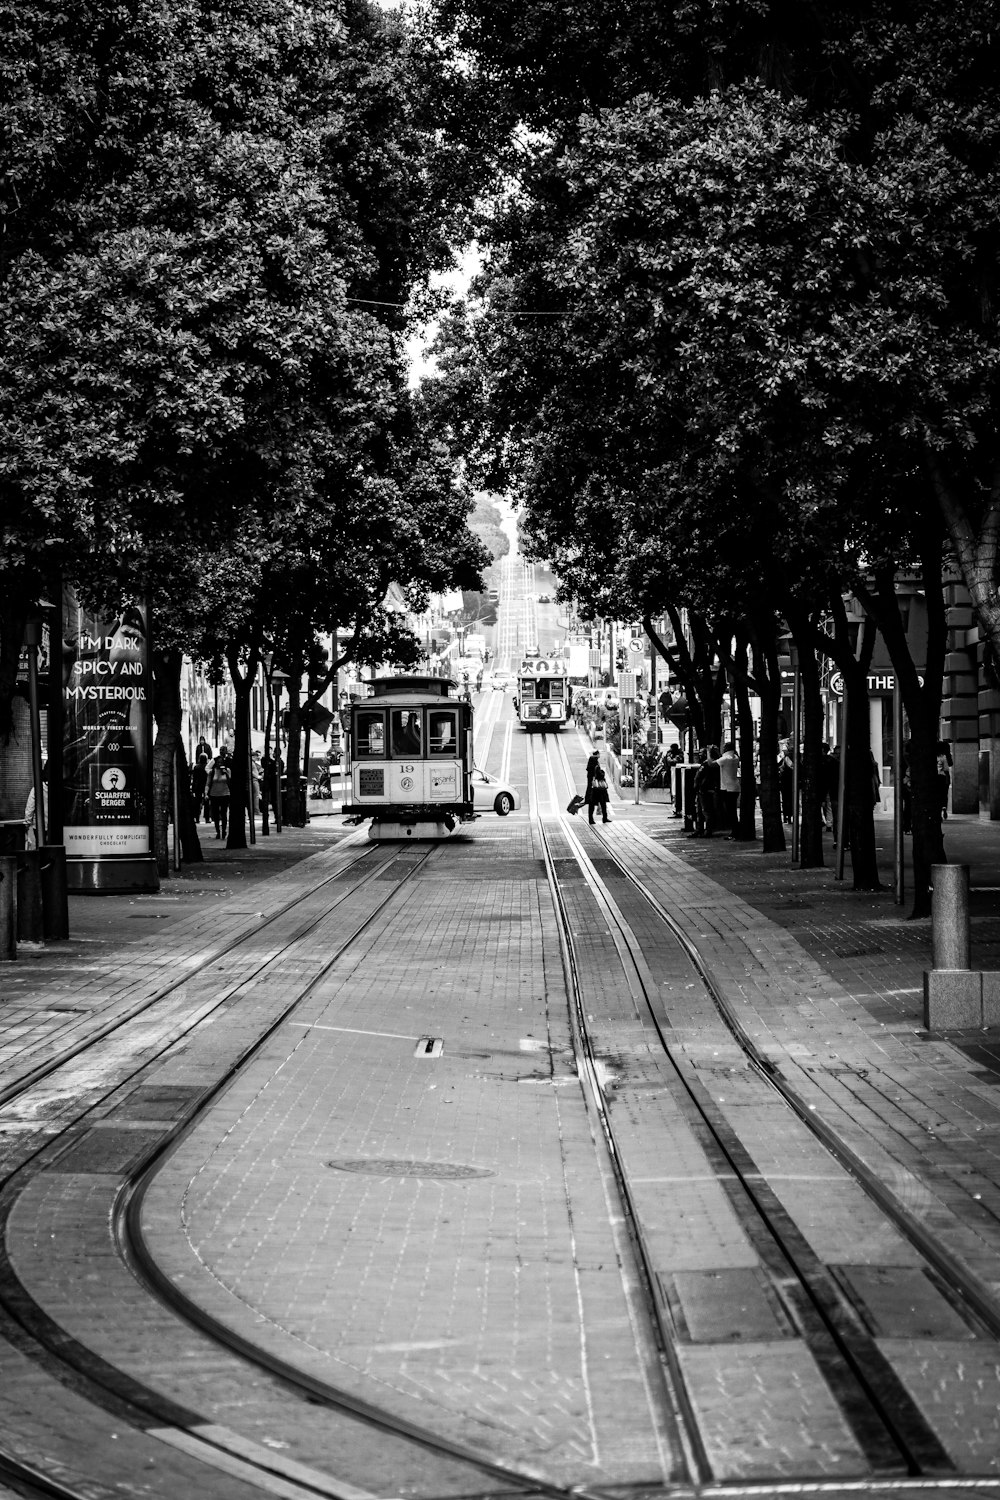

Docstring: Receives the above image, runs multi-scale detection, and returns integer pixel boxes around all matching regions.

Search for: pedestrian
[195,735,212,763]
[190,753,209,820]
[207,753,231,838]
[585,750,601,793]
[778,739,794,824]
[822,744,840,835]
[587,766,610,824]
[717,741,740,839]
[250,751,263,816]
[936,740,952,819]
[900,743,912,834]
[691,744,721,837]
[23,762,48,849]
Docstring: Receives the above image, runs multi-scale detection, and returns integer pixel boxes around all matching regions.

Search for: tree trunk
[841,658,881,891]
[175,737,202,864]
[785,609,825,869]
[284,674,305,826]
[799,639,826,868]
[733,633,757,841]
[0,574,29,741]
[908,716,946,911]
[151,648,203,874]
[749,618,786,853]
[225,646,256,851]
[862,548,947,917]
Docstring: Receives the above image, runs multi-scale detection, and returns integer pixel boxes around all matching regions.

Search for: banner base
[67,856,160,895]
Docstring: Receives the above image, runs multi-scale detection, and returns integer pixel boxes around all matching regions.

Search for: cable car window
[519,678,535,699]
[428,709,458,755]
[355,710,386,758]
[391,709,423,756]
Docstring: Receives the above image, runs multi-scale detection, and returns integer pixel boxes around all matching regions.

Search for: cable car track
[528,731,1000,1488]
[0,830,378,1113]
[0,840,580,1500]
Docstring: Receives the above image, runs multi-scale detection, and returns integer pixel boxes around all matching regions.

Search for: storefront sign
[62,591,152,859]
[829,671,921,696]
[830,671,895,696]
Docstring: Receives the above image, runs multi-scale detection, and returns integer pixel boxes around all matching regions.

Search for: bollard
[40,845,69,940]
[16,848,44,943]
[931,863,971,970]
[0,854,16,960]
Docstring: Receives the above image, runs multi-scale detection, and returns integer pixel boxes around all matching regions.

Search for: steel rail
[0,830,376,1113]
[537,734,959,1483]
[584,811,1000,1349]
[525,735,704,1489]
[0,838,605,1500]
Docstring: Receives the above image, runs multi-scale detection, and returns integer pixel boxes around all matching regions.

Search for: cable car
[516,658,570,731]
[342,676,475,839]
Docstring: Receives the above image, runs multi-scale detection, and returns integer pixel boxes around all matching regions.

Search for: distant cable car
[516,659,569,731]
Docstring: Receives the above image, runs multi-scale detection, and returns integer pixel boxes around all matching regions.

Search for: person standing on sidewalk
[717,742,740,839]
[207,753,231,839]
[23,763,48,849]
[779,739,794,824]
[936,740,952,819]
[190,753,209,823]
[691,745,721,837]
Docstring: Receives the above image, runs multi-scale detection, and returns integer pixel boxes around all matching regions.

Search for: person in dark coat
[691,745,721,837]
[585,750,601,792]
[190,754,209,821]
[587,766,610,824]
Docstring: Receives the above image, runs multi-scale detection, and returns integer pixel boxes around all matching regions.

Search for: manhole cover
[327,1158,494,1180]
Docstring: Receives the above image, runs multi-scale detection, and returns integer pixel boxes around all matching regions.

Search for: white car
[491,669,514,691]
[472,768,521,816]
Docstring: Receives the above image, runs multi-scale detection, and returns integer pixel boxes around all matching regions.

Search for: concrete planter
[640,787,672,803]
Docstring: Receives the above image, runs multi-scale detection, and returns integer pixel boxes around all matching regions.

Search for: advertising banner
[62,592,152,860]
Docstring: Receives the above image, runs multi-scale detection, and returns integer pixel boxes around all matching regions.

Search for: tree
[2,0,490,860]
[436,0,1000,870]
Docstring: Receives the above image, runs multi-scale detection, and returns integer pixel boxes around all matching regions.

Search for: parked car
[472,768,521,816]
[538,593,551,603]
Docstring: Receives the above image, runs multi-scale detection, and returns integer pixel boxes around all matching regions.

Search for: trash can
[679,764,698,832]
[0,820,26,854]
[40,844,69,940]
[280,777,310,824]
[16,847,44,942]
[0,854,16,960]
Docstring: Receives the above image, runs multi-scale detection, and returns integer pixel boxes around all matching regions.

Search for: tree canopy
[1,0,488,733]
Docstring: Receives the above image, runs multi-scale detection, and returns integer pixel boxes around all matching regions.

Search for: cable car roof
[367,676,457,699]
